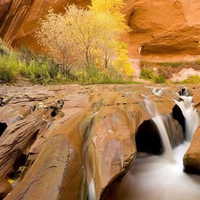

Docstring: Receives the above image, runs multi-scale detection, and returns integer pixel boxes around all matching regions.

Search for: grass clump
[154,75,166,83]
[159,62,181,68]
[140,68,155,80]
[18,47,69,84]
[181,75,200,84]
[195,60,200,65]
[73,66,133,84]
[140,68,166,83]
[0,54,19,83]
[0,45,134,85]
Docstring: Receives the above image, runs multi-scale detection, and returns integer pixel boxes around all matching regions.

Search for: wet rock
[0,179,12,199]
[0,84,199,199]
[183,126,200,175]
[161,114,184,148]
[0,112,47,196]
[84,106,142,199]
[172,104,185,134]
[4,133,85,200]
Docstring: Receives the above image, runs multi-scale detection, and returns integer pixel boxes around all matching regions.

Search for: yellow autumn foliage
[35,1,133,78]
[113,42,134,77]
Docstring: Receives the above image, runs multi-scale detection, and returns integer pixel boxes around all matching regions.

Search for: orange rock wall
[1,0,200,59]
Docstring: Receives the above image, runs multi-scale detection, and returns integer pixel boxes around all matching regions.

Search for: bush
[159,62,181,68]
[195,60,200,65]
[140,67,166,83]
[0,44,134,85]
[20,61,50,84]
[0,64,16,83]
[140,68,155,80]
[181,75,200,84]
[18,47,70,84]
[154,75,166,83]
[0,54,19,83]
[72,65,131,84]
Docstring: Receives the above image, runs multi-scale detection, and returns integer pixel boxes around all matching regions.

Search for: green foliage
[0,54,19,83]
[72,66,127,84]
[154,75,166,83]
[18,47,70,84]
[20,62,50,84]
[140,68,166,83]
[195,60,200,65]
[159,62,181,68]
[181,75,200,84]
[34,2,131,78]
[140,68,155,80]
[0,64,16,83]
[0,40,133,85]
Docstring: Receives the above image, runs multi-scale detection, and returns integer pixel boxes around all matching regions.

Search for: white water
[108,142,200,200]
[152,116,175,162]
[88,178,96,200]
[144,99,174,161]
[82,112,99,200]
[103,88,200,200]
[174,95,200,141]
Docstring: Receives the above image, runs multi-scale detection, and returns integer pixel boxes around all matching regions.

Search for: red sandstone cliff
[1,0,200,60]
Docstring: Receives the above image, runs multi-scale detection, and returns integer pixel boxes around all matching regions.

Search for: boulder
[183,126,200,174]
[0,84,199,199]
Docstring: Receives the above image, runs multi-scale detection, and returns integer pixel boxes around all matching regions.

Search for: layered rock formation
[1,0,200,60]
[0,84,199,199]
[184,127,200,174]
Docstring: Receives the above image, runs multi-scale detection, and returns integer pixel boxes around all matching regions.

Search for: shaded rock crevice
[0,122,7,137]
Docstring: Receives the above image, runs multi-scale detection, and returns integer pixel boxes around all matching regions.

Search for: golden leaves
[34,1,133,78]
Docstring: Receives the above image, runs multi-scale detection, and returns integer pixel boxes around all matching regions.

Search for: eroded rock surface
[0,84,199,199]
[183,127,200,174]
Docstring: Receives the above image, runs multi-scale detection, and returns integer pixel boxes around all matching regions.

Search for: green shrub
[159,62,181,68]
[181,75,200,84]
[140,68,166,83]
[0,64,16,83]
[21,61,50,84]
[0,45,134,85]
[140,68,155,80]
[18,47,71,84]
[195,60,200,65]
[72,66,130,84]
[0,54,19,83]
[154,75,166,83]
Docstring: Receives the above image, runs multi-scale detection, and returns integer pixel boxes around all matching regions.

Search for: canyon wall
[1,0,200,60]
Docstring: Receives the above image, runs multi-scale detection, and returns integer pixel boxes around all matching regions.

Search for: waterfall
[174,95,200,141]
[152,116,175,162]
[82,112,98,200]
[143,99,174,161]
[88,178,96,200]
[102,88,200,200]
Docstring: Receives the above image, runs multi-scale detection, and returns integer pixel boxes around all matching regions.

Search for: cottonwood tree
[35,0,134,77]
[89,0,133,75]
[34,10,76,75]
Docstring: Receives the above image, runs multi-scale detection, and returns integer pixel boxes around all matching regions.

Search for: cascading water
[144,99,174,162]
[82,112,98,200]
[102,87,200,200]
[88,178,96,200]
[174,94,200,141]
